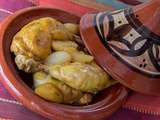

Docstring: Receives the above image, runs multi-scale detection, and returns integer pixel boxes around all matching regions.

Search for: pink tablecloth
[0,0,160,120]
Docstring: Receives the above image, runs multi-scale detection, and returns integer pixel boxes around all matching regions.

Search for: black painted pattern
[93,8,160,78]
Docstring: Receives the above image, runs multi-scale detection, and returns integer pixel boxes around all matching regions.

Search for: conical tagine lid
[80,0,160,96]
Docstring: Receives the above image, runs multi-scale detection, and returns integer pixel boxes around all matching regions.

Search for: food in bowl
[10,17,117,105]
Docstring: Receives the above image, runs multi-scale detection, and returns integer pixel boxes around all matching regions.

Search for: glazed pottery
[119,0,143,5]
[80,0,160,96]
[0,7,128,120]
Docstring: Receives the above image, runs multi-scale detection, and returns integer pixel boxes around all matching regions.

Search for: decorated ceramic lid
[80,0,160,96]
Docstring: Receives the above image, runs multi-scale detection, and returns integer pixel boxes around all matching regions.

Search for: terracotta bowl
[0,7,128,120]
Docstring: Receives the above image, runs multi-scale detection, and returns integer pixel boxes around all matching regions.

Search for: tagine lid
[80,0,160,96]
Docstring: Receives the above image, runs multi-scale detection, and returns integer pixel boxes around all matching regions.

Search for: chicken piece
[48,62,112,94]
[11,17,67,72]
[33,71,92,105]
[15,54,40,73]
[10,17,61,61]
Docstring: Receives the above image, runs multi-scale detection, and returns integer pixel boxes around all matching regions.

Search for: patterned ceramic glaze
[80,0,160,96]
